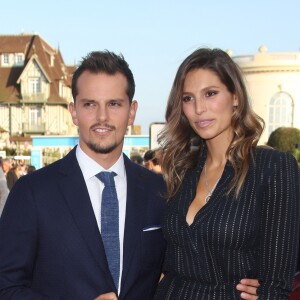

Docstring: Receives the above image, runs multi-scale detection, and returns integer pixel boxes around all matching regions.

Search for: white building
[233,46,300,145]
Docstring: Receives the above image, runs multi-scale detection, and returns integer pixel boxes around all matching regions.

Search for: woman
[155,48,300,299]
[143,149,162,174]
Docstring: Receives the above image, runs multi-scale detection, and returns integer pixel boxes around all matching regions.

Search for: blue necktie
[96,171,120,290]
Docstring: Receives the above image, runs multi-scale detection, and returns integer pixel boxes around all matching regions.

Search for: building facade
[0,34,77,150]
[233,46,300,145]
[2,36,299,157]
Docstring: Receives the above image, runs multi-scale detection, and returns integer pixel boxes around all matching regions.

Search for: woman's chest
[163,176,263,250]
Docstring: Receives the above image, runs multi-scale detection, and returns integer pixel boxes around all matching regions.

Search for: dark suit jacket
[0,147,166,299]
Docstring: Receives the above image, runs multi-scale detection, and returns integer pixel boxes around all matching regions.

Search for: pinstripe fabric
[155,147,300,300]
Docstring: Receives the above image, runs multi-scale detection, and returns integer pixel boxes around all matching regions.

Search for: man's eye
[110,101,121,107]
[182,95,192,102]
[83,102,94,107]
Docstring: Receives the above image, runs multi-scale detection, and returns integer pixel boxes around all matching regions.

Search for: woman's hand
[236,278,259,299]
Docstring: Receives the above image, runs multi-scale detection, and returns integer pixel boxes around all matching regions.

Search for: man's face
[2,160,11,174]
[69,71,137,164]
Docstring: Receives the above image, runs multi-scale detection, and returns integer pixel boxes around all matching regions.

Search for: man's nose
[96,106,109,122]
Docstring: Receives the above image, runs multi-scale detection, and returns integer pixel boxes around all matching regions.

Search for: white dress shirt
[76,145,127,293]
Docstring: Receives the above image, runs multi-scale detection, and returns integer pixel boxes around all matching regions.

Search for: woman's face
[182,68,238,145]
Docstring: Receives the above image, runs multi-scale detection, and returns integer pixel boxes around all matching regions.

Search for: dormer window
[1,53,24,66]
[29,78,41,94]
[2,53,9,65]
[15,53,24,66]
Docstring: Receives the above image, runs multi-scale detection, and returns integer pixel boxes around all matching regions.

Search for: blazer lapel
[58,148,114,288]
[120,155,146,293]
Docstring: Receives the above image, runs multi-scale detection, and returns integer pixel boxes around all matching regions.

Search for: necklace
[204,162,221,204]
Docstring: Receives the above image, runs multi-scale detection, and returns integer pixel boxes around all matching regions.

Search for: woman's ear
[233,96,238,107]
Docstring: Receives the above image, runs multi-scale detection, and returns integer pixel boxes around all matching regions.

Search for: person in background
[19,162,27,176]
[6,164,22,191]
[1,158,11,176]
[143,149,162,174]
[155,48,299,299]
[27,165,36,174]
[130,153,143,165]
[0,158,9,217]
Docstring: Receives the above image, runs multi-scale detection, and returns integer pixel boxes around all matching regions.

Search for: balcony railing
[22,122,46,133]
[21,93,47,103]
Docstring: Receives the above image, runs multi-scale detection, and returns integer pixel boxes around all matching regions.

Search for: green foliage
[2,147,17,156]
[0,147,31,157]
[42,148,61,165]
[267,127,300,160]
[293,149,300,162]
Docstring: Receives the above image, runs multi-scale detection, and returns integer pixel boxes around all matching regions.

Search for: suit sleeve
[257,152,300,299]
[0,176,49,299]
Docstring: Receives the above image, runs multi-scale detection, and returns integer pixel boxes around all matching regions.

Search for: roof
[0,34,75,104]
[233,46,300,74]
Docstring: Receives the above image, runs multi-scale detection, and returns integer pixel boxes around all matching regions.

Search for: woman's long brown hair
[158,48,264,199]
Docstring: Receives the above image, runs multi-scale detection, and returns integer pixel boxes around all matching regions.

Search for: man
[1,158,11,176]
[0,51,258,299]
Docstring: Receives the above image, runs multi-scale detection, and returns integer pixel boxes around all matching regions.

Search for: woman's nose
[195,98,207,114]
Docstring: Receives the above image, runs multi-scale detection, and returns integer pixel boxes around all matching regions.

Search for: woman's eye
[206,90,217,97]
[182,95,192,102]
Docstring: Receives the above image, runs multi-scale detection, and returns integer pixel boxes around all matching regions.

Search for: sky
[2,0,300,134]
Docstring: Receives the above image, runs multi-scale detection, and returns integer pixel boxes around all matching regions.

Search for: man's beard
[86,123,119,154]
[86,141,118,154]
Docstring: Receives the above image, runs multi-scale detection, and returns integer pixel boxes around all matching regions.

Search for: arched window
[268,92,294,136]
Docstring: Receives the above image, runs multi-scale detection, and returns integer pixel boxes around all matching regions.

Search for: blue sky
[2,0,300,133]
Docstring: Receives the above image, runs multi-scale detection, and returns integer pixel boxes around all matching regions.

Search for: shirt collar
[76,145,126,180]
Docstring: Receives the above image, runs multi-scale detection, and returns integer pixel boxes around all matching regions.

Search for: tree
[267,127,300,161]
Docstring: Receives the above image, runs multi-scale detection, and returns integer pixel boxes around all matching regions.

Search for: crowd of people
[0,48,299,300]
[129,148,162,174]
[0,158,36,216]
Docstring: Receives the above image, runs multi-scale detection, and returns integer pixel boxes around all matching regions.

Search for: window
[29,106,42,125]
[2,54,9,65]
[29,78,41,94]
[268,92,293,136]
[15,53,24,65]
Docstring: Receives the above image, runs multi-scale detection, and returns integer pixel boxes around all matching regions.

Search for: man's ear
[128,100,138,126]
[69,102,78,126]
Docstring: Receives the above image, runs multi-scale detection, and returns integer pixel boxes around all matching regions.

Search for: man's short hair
[72,50,135,103]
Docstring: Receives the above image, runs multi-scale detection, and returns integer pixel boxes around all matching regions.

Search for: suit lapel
[121,155,146,293]
[58,148,114,288]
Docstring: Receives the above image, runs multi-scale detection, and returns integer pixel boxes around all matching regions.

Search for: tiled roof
[0,34,75,105]
[66,65,76,86]
[0,67,21,103]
